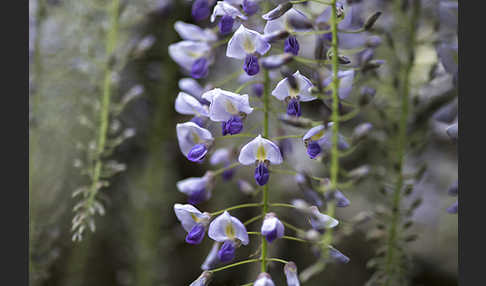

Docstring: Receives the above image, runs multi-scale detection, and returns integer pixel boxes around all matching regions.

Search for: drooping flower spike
[302,124,349,159]
[174,203,211,245]
[208,211,249,262]
[202,88,254,135]
[238,135,283,186]
[284,261,300,286]
[176,172,214,205]
[176,122,214,162]
[271,70,315,117]
[211,1,248,35]
[226,25,271,76]
[168,41,213,79]
[254,272,275,286]
[210,148,236,180]
[261,212,285,243]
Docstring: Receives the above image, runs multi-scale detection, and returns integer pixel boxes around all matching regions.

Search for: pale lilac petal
[169,41,211,71]
[208,211,249,244]
[264,8,311,34]
[174,21,217,42]
[179,78,205,98]
[238,135,283,165]
[174,203,210,233]
[176,122,214,156]
[175,92,209,116]
[202,88,253,122]
[211,1,248,22]
[227,25,271,59]
[210,148,230,165]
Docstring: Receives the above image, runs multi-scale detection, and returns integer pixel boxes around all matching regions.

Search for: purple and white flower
[175,92,210,125]
[174,203,211,244]
[271,70,315,117]
[226,25,271,76]
[284,261,300,286]
[202,88,254,135]
[176,122,214,162]
[261,212,285,243]
[169,41,213,79]
[176,173,214,205]
[303,124,349,159]
[174,21,217,42]
[308,206,339,231]
[254,272,275,286]
[208,211,249,261]
[211,1,248,35]
[238,135,283,186]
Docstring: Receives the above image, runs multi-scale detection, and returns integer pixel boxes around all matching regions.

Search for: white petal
[238,135,283,165]
[174,21,217,42]
[210,148,230,165]
[226,25,271,59]
[303,125,325,142]
[294,71,315,102]
[271,77,291,101]
[254,274,275,286]
[202,88,253,122]
[261,216,284,238]
[168,41,212,71]
[230,216,249,245]
[175,92,209,116]
[211,1,247,22]
[322,70,355,99]
[174,203,209,233]
[176,122,214,156]
[208,211,233,242]
[179,78,205,98]
[310,207,339,229]
[176,176,209,196]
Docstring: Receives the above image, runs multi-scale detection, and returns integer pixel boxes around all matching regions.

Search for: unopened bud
[352,122,374,142]
[261,53,294,69]
[278,114,314,128]
[262,2,293,21]
[364,11,382,31]
[263,30,290,43]
[288,15,313,30]
[348,165,371,181]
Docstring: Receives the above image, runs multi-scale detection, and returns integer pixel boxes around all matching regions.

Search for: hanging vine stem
[383,1,420,284]
[72,0,120,241]
[320,0,340,262]
[260,68,271,272]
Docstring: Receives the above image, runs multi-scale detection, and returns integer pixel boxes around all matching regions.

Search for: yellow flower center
[225,99,239,115]
[256,143,266,161]
[225,223,235,239]
[243,36,255,54]
[191,132,201,144]
[311,130,325,141]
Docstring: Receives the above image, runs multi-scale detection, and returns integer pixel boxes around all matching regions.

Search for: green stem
[211,162,241,176]
[270,134,304,141]
[84,0,119,221]
[209,258,261,273]
[235,80,261,94]
[244,215,263,226]
[210,203,262,216]
[270,203,298,209]
[271,168,325,182]
[383,1,419,285]
[260,69,271,272]
[280,220,306,234]
[321,0,340,258]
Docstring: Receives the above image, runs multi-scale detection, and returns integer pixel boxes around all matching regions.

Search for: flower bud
[201,242,220,270]
[190,271,213,286]
[262,3,293,21]
[352,122,373,142]
[348,165,371,181]
[364,11,382,31]
[254,272,275,286]
[261,53,294,69]
[284,261,300,286]
[263,30,290,43]
[328,246,350,264]
[288,15,313,30]
[278,114,314,128]
[238,179,255,195]
[218,240,236,262]
[261,213,285,243]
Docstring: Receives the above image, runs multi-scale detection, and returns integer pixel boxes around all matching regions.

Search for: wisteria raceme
[169,0,393,285]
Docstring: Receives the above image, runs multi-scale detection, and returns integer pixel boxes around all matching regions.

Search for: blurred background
[29,0,457,285]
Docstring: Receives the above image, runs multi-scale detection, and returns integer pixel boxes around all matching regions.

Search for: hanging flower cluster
[169,1,383,284]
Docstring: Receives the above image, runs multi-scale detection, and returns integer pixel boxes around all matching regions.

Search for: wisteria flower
[175,92,210,126]
[308,206,339,231]
[174,21,217,43]
[254,272,275,286]
[322,70,355,99]
[263,8,311,34]
[176,172,214,205]
[302,124,349,159]
[202,88,254,135]
[174,203,211,244]
[168,41,213,79]
[226,25,271,76]
[208,211,249,262]
[210,148,236,180]
[211,1,248,35]
[261,212,285,242]
[284,261,300,286]
[176,122,214,162]
[272,70,315,117]
[238,135,283,186]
